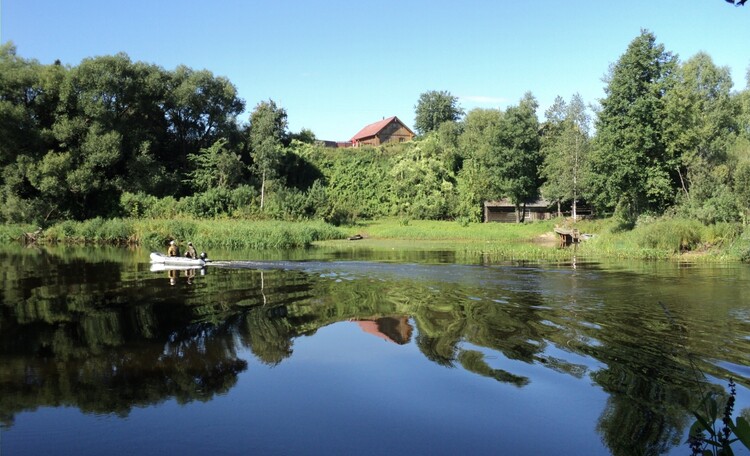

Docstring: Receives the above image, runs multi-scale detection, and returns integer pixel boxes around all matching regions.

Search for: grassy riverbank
[0,218,347,249]
[2,216,749,261]
[331,217,750,262]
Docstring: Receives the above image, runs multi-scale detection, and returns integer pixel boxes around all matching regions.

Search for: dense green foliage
[2,30,750,250]
[589,30,678,219]
[413,89,465,135]
[540,94,590,218]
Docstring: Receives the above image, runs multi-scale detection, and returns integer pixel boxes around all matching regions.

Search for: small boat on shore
[150,252,209,267]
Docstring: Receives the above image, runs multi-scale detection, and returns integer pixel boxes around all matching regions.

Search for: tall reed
[25,218,347,249]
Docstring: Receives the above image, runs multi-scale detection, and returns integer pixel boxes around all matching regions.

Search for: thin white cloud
[459,95,508,105]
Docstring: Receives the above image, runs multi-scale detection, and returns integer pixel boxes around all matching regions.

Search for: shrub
[637,219,703,253]
[120,192,159,218]
[703,222,742,247]
[148,196,179,219]
[0,224,35,242]
[80,217,106,241]
[45,220,79,242]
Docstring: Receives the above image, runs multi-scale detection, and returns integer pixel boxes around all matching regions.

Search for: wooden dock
[554,227,580,247]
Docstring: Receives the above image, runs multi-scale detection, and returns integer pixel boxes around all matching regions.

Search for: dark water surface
[1,244,749,455]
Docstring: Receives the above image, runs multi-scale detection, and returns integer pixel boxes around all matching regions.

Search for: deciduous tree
[249,100,288,210]
[165,66,245,159]
[456,108,503,220]
[588,30,677,219]
[495,92,542,222]
[663,52,737,194]
[540,93,590,219]
[187,139,245,192]
[414,90,464,135]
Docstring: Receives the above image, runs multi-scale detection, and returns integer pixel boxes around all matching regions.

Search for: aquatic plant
[688,379,750,455]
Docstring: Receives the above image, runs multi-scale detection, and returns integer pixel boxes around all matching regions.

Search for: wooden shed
[351,116,415,147]
[484,198,554,223]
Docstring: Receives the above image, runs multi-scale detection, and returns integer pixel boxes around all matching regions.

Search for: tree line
[1,30,750,227]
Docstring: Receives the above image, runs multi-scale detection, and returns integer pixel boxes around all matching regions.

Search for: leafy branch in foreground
[658,301,750,455]
[688,378,750,455]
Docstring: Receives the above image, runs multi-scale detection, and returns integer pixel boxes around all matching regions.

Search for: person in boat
[167,240,180,257]
[185,242,197,259]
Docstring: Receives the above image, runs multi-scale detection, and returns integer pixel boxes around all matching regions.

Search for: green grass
[329,217,750,262]
[350,218,558,242]
[5,215,750,261]
[323,218,580,262]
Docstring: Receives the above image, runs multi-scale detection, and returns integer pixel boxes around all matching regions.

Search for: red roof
[356,321,398,344]
[351,116,413,142]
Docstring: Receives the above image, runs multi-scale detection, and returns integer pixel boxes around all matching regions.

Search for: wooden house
[351,116,415,147]
[483,198,554,223]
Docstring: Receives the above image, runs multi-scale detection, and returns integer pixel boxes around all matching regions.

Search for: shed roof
[485,198,552,208]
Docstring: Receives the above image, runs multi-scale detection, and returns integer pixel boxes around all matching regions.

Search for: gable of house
[351,116,415,147]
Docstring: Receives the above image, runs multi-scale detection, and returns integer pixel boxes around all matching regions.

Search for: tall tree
[456,94,541,222]
[164,65,245,193]
[414,90,464,135]
[540,93,591,219]
[0,43,51,170]
[663,52,737,194]
[734,68,750,143]
[456,108,504,220]
[249,99,288,210]
[662,53,740,223]
[44,54,170,217]
[588,30,678,219]
[58,54,172,195]
[495,92,542,222]
[165,66,245,156]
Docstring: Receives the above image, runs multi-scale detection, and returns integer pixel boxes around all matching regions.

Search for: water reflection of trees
[0,255,276,426]
[534,268,732,456]
[1,256,572,425]
[582,303,701,456]
[1,251,745,456]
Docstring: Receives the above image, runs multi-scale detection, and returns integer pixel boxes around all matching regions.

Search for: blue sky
[2,1,749,141]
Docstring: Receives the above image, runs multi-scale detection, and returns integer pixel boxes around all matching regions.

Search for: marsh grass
[580,218,744,260]
[184,220,345,249]
[31,218,347,249]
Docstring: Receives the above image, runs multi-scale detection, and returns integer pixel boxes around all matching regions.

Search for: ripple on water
[578,321,602,331]
[540,320,565,330]
[714,361,750,382]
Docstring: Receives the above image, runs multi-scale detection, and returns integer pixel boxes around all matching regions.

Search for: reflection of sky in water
[3,250,750,456]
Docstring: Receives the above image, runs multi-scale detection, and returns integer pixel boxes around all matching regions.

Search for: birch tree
[540,94,590,220]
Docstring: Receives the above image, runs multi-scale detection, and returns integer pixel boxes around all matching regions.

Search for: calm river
[1,243,749,455]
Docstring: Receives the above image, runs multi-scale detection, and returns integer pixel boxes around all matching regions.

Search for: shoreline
[2,217,747,263]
